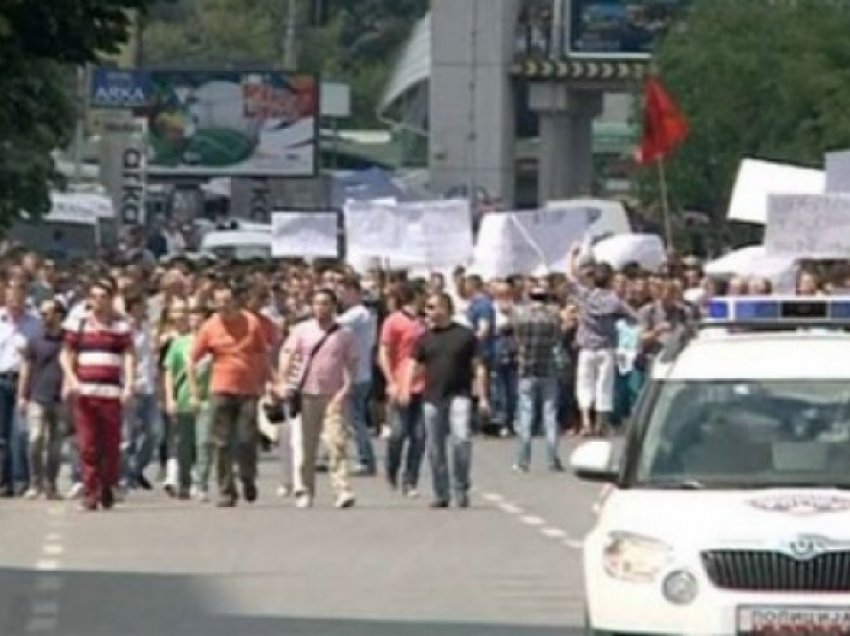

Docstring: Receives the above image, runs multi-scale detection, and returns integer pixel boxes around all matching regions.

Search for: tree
[638,0,850,236]
[0,0,155,227]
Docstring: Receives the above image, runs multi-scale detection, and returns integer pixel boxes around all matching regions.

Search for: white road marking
[34,577,63,593]
[520,515,545,526]
[564,538,584,550]
[44,533,62,543]
[31,601,59,616]
[42,545,64,557]
[35,560,59,572]
[482,493,504,503]
[498,502,524,514]
[541,527,568,539]
[26,617,57,632]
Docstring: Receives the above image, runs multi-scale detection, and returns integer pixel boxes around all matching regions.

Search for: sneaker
[67,482,84,500]
[456,492,470,508]
[335,492,356,509]
[136,474,153,491]
[44,488,62,501]
[242,480,258,503]
[78,498,98,512]
[101,487,115,510]
[511,463,529,474]
[352,464,376,477]
[23,487,40,500]
[403,486,420,499]
[276,484,293,498]
[295,492,312,509]
[216,494,237,508]
[163,483,177,498]
[429,499,449,509]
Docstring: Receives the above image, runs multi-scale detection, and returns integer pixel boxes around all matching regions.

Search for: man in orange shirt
[189,284,271,508]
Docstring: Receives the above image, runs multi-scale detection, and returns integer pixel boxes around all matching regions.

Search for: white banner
[765,194,850,258]
[470,208,588,277]
[826,150,850,193]
[271,211,338,258]
[593,234,666,271]
[344,199,473,268]
[728,158,824,225]
[398,199,474,268]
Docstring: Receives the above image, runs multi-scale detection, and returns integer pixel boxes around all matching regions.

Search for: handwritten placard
[271,211,339,258]
[765,194,850,258]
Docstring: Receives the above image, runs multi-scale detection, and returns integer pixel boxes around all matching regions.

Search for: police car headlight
[602,532,672,583]
[662,569,698,605]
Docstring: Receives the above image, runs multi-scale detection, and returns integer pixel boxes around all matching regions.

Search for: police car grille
[701,550,850,591]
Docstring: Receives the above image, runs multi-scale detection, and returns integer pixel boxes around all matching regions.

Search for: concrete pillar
[529,84,603,203]
[430,0,520,207]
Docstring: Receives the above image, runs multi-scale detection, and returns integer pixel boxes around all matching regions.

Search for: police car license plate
[738,606,850,635]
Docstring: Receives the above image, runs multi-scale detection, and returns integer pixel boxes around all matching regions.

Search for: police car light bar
[705,296,850,324]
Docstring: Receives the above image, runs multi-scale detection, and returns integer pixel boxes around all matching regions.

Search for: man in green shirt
[164,300,213,501]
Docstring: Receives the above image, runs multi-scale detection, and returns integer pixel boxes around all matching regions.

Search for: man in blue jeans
[511,285,564,473]
[404,292,488,509]
[337,277,377,475]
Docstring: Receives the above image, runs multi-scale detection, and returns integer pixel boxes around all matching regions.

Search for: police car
[572,296,850,636]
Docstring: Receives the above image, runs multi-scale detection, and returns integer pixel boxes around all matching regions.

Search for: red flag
[637,75,689,165]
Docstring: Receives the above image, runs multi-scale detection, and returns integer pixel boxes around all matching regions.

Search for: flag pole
[657,158,673,248]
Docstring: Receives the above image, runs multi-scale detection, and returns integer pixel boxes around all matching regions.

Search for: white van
[9,193,109,262]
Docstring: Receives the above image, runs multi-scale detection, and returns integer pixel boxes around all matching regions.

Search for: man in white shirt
[0,280,42,496]
[337,277,378,475]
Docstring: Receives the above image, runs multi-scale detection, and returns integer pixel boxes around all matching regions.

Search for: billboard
[570,0,691,56]
[89,69,318,177]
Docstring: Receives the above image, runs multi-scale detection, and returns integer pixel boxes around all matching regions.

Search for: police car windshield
[635,380,850,489]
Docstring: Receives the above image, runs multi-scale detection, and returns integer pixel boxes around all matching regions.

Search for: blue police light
[703,296,850,324]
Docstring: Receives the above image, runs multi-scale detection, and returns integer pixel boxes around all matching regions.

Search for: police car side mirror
[570,440,619,483]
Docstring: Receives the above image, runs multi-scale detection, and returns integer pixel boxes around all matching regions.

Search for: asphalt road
[0,436,601,636]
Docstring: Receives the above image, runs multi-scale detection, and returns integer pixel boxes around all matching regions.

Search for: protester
[567,246,637,437]
[278,288,357,509]
[18,299,66,500]
[60,278,135,511]
[0,279,43,496]
[408,292,487,508]
[511,283,564,472]
[189,284,270,507]
[122,293,158,493]
[337,276,378,476]
[378,283,427,498]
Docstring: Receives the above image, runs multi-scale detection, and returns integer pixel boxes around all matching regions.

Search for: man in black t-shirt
[402,293,488,509]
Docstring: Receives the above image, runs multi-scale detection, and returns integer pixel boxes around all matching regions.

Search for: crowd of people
[0,241,834,512]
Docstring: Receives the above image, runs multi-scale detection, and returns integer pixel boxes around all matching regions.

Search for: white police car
[572,296,850,636]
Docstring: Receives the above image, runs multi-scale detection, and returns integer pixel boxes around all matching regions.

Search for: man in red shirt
[378,283,426,497]
[60,279,135,511]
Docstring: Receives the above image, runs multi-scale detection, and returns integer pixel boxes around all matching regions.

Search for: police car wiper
[639,479,706,490]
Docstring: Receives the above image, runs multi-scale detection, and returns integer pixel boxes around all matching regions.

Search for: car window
[635,380,850,488]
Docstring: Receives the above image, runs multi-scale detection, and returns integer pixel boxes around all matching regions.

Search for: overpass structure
[380,0,673,208]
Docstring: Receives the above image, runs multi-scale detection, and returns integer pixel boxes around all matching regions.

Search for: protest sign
[271,211,338,258]
[593,234,665,271]
[728,159,824,224]
[471,208,589,277]
[826,150,850,193]
[765,194,850,258]
[344,199,472,268]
